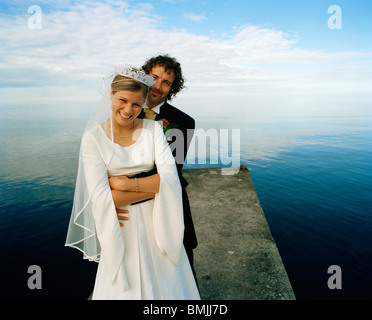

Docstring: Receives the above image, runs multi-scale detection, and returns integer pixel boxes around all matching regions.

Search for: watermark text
[28,5,42,29]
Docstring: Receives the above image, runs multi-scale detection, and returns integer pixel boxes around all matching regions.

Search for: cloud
[0,0,371,107]
[183,13,207,22]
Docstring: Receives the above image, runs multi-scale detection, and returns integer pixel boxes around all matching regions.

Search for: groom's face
[147,65,175,107]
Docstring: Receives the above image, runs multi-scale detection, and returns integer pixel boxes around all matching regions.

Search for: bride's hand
[117,208,129,227]
[109,175,129,191]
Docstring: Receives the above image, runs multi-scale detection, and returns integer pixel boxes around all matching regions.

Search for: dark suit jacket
[138,101,198,250]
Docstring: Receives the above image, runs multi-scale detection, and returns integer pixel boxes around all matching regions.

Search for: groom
[140,55,198,281]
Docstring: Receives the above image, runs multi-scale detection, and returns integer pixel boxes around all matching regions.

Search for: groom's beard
[149,88,166,106]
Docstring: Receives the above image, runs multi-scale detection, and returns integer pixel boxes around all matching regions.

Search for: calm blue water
[1,102,371,299]
[249,132,372,299]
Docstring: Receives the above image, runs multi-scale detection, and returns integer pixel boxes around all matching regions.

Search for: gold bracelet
[135,177,139,193]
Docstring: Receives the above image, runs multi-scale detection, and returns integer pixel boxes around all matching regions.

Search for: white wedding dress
[80,119,199,300]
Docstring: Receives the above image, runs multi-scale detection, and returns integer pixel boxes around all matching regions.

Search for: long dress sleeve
[80,129,125,285]
[152,121,185,266]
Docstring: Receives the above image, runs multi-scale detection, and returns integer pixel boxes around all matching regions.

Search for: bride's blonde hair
[111,69,149,99]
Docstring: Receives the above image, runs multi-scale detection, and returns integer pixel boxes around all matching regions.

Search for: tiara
[114,66,155,87]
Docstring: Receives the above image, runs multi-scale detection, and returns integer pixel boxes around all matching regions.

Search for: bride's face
[110,90,145,127]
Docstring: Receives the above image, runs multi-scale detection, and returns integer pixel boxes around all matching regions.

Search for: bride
[65,67,200,300]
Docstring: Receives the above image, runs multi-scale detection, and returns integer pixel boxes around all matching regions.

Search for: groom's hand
[117,208,129,227]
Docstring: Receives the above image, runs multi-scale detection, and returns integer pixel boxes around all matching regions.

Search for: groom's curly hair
[141,54,186,101]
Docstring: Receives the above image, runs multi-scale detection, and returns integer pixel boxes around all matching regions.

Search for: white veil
[65,67,154,262]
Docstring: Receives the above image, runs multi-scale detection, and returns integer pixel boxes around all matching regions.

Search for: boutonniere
[157,118,179,134]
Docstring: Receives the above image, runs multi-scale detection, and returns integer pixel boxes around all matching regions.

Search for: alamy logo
[27,265,42,290]
[328,5,342,30]
[327,265,342,290]
[28,5,42,30]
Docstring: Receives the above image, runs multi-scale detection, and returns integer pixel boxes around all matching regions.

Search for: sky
[0,0,371,114]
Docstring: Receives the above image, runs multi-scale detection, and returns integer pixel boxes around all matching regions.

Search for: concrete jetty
[183,166,295,300]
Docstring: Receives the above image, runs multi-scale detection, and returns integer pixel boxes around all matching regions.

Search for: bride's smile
[119,111,133,120]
